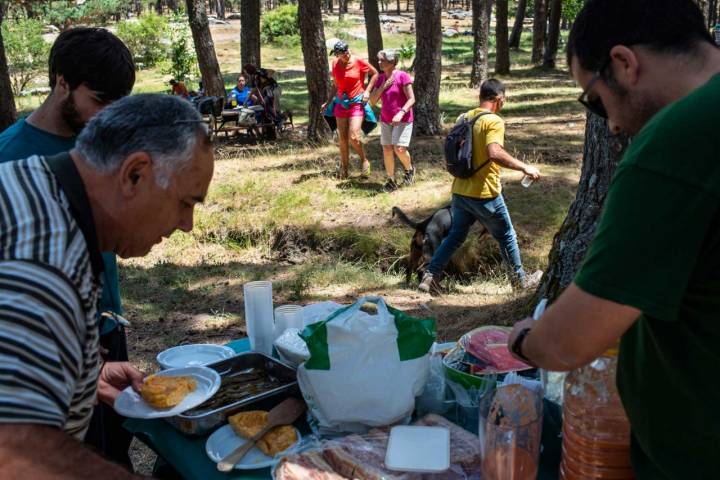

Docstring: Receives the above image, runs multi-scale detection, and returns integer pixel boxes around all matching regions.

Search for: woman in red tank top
[323,41,378,179]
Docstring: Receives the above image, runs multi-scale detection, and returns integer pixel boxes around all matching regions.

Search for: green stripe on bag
[300,304,353,370]
[390,306,436,361]
[300,303,435,370]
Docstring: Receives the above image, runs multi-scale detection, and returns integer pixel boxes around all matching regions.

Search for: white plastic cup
[274,305,303,339]
[521,175,534,188]
[243,281,274,356]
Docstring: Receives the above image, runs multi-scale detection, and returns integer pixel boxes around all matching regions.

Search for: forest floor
[55,8,586,475]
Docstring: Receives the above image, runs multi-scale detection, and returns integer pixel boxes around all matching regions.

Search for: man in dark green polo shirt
[0,27,135,464]
[506,0,720,478]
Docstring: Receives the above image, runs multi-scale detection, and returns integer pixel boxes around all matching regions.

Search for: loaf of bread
[140,375,196,409]
[275,451,346,480]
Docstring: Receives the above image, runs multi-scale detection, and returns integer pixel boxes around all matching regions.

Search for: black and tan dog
[392,206,488,285]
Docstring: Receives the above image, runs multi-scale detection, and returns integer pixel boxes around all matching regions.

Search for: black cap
[330,40,349,56]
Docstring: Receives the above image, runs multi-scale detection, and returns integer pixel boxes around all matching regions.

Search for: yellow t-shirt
[451,107,505,199]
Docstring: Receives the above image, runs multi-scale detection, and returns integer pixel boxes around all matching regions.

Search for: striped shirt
[0,153,103,439]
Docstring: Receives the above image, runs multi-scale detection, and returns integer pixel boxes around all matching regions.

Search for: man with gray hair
[0,94,213,477]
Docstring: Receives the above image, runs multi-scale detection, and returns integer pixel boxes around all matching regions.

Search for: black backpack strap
[466,111,494,177]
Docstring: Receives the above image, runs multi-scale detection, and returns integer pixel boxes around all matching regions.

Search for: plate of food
[206,410,301,469]
[156,344,237,370]
[114,366,221,419]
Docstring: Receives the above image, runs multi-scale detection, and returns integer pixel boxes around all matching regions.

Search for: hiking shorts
[380,122,413,147]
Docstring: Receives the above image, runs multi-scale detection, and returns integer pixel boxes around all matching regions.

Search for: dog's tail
[391,206,419,229]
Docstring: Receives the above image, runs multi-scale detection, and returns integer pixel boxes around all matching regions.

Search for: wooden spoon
[216,397,306,472]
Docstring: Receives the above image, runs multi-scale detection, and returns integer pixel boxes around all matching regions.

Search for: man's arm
[487,142,540,179]
[508,283,641,371]
[0,425,141,479]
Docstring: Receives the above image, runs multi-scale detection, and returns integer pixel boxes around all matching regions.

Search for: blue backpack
[444,112,492,179]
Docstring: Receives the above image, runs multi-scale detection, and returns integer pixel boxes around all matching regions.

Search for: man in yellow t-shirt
[419,79,542,292]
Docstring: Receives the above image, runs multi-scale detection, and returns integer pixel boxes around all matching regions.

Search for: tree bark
[396,0,401,14]
[495,0,510,74]
[534,115,630,303]
[167,0,179,12]
[156,0,164,14]
[363,0,384,70]
[542,0,562,68]
[216,0,226,19]
[240,0,261,68]
[0,1,16,131]
[413,0,443,135]
[185,0,226,97]
[509,0,526,49]
[298,0,332,142]
[469,0,492,88]
[531,0,547,63]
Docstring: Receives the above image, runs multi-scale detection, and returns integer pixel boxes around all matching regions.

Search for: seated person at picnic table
[0,94,214,478]
[169,78,189,98]
[227,74,253,108]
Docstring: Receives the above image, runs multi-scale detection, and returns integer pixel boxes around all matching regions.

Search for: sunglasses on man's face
[577,60,610,118]
[578,74,608,118]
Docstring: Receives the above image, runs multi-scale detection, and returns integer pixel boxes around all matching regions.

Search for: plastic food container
[385,425,450,473]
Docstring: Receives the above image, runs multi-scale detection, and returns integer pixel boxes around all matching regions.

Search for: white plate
[157,344,236,370]
[114,366,221,419]
[205,423,301,470]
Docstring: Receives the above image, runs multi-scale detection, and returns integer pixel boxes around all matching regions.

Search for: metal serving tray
[165,352,298,436]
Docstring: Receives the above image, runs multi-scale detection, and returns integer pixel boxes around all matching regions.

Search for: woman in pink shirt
[370,49,416,192]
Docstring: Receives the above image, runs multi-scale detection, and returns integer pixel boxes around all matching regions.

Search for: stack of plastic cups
[274,304,303,340]
[560,348,634,480]
[243,281,274,356]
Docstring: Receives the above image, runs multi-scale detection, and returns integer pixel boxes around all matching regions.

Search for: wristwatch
[510,327,532,363]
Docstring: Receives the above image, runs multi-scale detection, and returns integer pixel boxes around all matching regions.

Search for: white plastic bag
[297,296,435,434]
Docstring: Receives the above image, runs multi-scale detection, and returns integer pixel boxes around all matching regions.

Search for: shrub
[260,4,299,44]
[116,13,169,69]
[1,18,50,96]
[163,18,198,82]
[398,40,416,70]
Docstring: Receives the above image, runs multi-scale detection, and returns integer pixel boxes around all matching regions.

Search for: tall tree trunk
[185,0,225,97]
[542,0,562,68]
[413,0,442,135]
[509,0,526,49]
[531,0,547,63]
[216,0,226,19]
[0,1,16,131]
[363,0,383,70]
[495,0,510,74]
[534,115,630,303]
[156,0,164,14]
[167,0,179,12]
[396,0,401,14]
[241,0,261,68]
[469,0,492,87]
[298,0,332,142]
[134,0,143,16]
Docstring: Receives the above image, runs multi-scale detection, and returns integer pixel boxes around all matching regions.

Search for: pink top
[376,70,414,123]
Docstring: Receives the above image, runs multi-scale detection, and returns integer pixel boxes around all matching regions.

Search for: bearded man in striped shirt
[0,94,214,477]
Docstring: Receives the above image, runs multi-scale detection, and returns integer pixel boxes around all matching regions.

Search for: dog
[392,206,452,284]
[392,206,489,285]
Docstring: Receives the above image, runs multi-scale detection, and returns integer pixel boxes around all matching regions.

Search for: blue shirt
[0,119,123,324]
[230,86,251,106]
